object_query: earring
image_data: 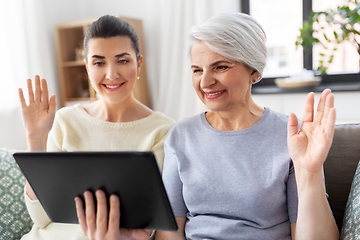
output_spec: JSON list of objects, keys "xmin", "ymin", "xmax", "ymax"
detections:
[
  {"xmin": 252, "ymin": 79, "xmax": 256, "ymax": 83},
  {"xmin": 137, "ymin": 76, "xmax": 140, "ymax": 80}
]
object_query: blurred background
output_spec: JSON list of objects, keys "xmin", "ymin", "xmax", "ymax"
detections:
[{"xmin": 0, "ymin": 0, "xmax": 359, "ymax": 150}]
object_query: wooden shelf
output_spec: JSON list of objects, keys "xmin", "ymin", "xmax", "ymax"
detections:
[
  {"xmin": 62, "ymin": 61, "xmax": 85, "ymax": 67},
  {"xmin": 54, "ymin": 16, "xmax": 151, "ymax": 108}
]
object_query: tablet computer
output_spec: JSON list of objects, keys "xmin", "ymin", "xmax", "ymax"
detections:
[{"xmin": 13, "ymin": 151, "xmax": 177, "ymax": 231}]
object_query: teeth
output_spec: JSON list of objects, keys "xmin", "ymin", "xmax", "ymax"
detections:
[
  {"xmin": 105, "ymin": 84, "xmax": 121, "ymax": 89},
  {"xmin": 208, "ymin": 90, "xmax": 225, "ymax": 96}
]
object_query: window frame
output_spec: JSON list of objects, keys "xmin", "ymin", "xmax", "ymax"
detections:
[{"xmin": 241, "ymin": 0, "xmax": 360, "ymax": 94}]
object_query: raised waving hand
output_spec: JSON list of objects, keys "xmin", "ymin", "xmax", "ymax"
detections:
[
  {"xmin": 287, "ymin": 91, "xmax": 339, "ymax": 239},
  {"xmin": 287, "ymin": 89, "xmax": 336, "ymax": 173},
  {"xmin": 18, "ymin": 75, "xmax": 56, "ymax": 151}
]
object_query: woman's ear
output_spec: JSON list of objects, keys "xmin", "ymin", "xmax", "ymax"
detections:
[
  {"xmin": 251, "ymin": 70, "xmax": 260, "ymax": 83},
  {"xmin": 137, "ymin": 55, "xmax": 143, "ymax": 76}
]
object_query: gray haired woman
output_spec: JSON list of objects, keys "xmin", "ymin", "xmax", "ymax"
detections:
[{"xmin": 156, "ymin": 12, "xmax": 339, "ymax": 240}]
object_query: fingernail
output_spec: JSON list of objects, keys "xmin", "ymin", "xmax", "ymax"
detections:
[
  {"xmin": 96, "ymin": 191, "xmax": 105, "ymax": 198},
  {"xmin": 110, "ymin": 195, "xmax": 117, "ymax": 202},
  {"xmin": 84, "ymin": 191, "xmax": 92, "ymax": 199}
]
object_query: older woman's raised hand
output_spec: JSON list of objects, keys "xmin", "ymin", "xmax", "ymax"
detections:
[
  {"xmin": 287, "ymin": 89, "xmax": 336, "ymax": 174},
  {"xmin": 18, "ymin": 75, "xmax": 56, "ymax": 151},
  {"xmin": 75, "ymin": 190, "xmax": 153, "ymax": 240}
]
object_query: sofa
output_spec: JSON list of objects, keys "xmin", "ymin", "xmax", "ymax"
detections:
[
  {"xmin": 0, "ymin": 149, "xmax": 32, "ymax": 239},
  {"xmin": 1, "ymin": 123, "xmax": 360, "ymax": 239},
  {"xmin": 324, "ymin": 123, "xmax": 360, "ymax": 232}
]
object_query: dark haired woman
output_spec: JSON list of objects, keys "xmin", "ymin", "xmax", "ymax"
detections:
[{"xmin": 19, "ymin": 15, "xmax": 175, "ymax": 240}]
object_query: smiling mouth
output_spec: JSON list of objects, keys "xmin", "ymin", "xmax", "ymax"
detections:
[
  {"xmin": 103, "ymin": 83, "xmax": 124, "ymax": 89},
  {"xmin": 206, "ymin": 90, "xmax": 225, "ymax": 96}
]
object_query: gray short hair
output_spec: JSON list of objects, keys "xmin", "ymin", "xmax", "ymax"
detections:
[{"xmin": 190, "ymin": 13, "xmax": 267, "ymax": 81}]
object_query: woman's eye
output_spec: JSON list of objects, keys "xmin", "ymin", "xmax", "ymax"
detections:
[
  {"xmin": 193, "ymin": 69, "xmax": 202, "ymax": 74},
  {"xmin": 94, "ymin": 62, "xmax": 104, "ymax": 66},
  {"xmin": 216, "ymin": 66, "xmax": 228, "ymax": 71},
  {"xmin": 119, "ymin": 60, "xmax": 128, "ymax": 64}
]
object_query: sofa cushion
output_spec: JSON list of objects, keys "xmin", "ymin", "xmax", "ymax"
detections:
[
  {"xmin": 340, "ymin": 160, "xmax": 360, "ymax": 239},
  {"xmin": 324, "ymin": 124, "xmax": 360, "ymax": 231},
  {"xmin": 0, "ymin": 149, "xmax": 33, "ymax": 239}
]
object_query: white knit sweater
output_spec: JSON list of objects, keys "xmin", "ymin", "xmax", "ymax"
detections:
[{"xmin": 21, "ymin": 104, "xmax": 175, "ymax": 240}]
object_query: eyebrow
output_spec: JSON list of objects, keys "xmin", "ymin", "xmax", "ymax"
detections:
[
  {"xmin": 91, "ymin": 53, "xmax": 131, "ymax": 59},
  {"xmin": 191, "ymin": 60, "xmax": 232, "ymax": 69}
]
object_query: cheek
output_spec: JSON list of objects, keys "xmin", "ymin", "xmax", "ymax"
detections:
[
  {"xmin": 192, "ymin": 76, "xmax": 205, "ymax": 101},
  {"xmin": 192, "ymin": 75, "xmax": 201, "ymax": 90},
  {"xmin": 88, "ymin": 70, "xmax": 97, "ymax": 81},
  {"xmin": 87, "ymin": 67, "xmax": 104, "ymax": 86},
  {"xmin": 120, "ymin": 64, "xmax": 138, "ymax": 80}
]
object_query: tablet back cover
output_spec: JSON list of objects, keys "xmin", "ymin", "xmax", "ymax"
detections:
[{"xmin": 14, "ymin": 151, "xmax": 177, "ymax": 231}]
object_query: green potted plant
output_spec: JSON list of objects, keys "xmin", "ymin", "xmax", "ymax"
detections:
[{"xmin": 296, "ymin": 0, "xmax": 360, "ymax": 74}]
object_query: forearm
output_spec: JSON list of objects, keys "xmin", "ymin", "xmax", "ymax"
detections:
[{"xmin": 294, "ymin": 167, "xmax": 339, "ymax": 240}]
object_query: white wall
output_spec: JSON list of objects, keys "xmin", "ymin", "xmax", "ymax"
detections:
[
  {"xmin": 1, "ymin": 0, "xmax": 359, "ymax": 150},
  {"xmin": 0, "ymin": 0, "xmax": 240, "ymax": 150},
  {"xmin": 252, "ymin": 91, "xmax": 360, "ymax": 124}
]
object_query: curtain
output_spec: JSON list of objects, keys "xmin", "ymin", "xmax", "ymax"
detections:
[
  {"xmin": 148, "ymin": 0, "xmax": 240, "ymax": 121},
  {"xmin": 0, "ymin": 0, "xmax": 239, "ymax": 149},
  {"xmin": 0, "ymin": 0, "xmax": 55, "ymax": 149}
]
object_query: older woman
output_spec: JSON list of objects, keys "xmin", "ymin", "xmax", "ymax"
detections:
[
  {"xmin": 155, "ymin": 13, "xmax": 338, "ymax": 240},
  {"xmin": 77, "ymin": 13, "xmax": 339, "ymax": 240}
]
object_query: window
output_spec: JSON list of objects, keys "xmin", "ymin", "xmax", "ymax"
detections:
[
  {"xmin": 249, "ymin": 0, "xmax": 303, "ymax": 78},
  {"xmin": 242, "ymin": 0, "xmax": 360, "ymax": 90},
  {"xmin": 312, "ymin": 0, "xmax": 359, "ymax": 74}
]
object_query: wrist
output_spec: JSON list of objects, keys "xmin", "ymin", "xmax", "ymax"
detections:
[
  {"xmin": 26, "ymin": 134, "xmax": 48, "ymax": 151},
  {"xmin": 294, "ymin": 166, "xmax": 325, "ymax": 194}
]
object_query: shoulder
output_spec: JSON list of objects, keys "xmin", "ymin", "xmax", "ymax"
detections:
[
  {"xmin": 262, "ymin": 108, "xmax": 301, "ymax": 140},
  {"xmin": 54, "ymin": 104, "xmax": 91, "ymax": 126},
  {"xmin": 167, "ymin": 113, "xmax": 203, "ymax": 137},
  {"xmin": 143, "ymin": 112, "xmax": 176, "ymax": 132},
  {"xmin": 265, "ymin": 108, "xmax": 301, "ymax": 128},
  {"xmin": 266, "ymin": 108, "xmax": 289, "ymax": 124},
  {"xmin": 173, "ymin": 112, "xmax": 201, "ymax": 127},
  {"xmin": 151, "ymin": 111, "xmax": 176, "ymax": 126},
  {"xmin": 136, "ymin": 112, "xmax": 176, "ymax": 138},
  {"xmin": 55, "ymin": 104, "xmax": 83, "ymax": 118},
  {"xmin": 164, "ymin": 114, "xmax": 203, "ymax": 151}
]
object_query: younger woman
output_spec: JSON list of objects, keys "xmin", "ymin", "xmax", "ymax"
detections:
[{"xmin": 19, "ymin": 15, "xmax": 175, "ymax": 240}]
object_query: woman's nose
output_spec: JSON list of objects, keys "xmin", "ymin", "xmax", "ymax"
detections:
[
  {"xmin": 200, "ymin": 71, "xmax": 216, "ymax": 89},
  {"xmin": 106, "ymin": 64, "xmax": 118, "ymax": 80}
]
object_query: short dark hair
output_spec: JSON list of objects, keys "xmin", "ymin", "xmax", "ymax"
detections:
[{"xmin": 84, "ymin": 15, "xmax": 140, "ymax": 61}]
